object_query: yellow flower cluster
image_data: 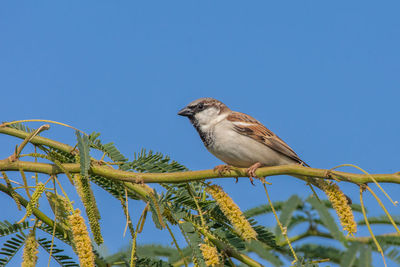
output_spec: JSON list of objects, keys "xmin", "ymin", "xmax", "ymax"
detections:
[
  {"xmin": 2, "ymin": 171, "xmax": 21, "ymax": 210},
  {"xmin": 73, "ymin": 174, "xmax": 103, "ymax": 245},
  {"xmin": 18, "ymin": 183, "xmax": 45, "ymax": 223},
  {"xmin": 206, "ymin": 185, "xmax": 257, "ymax": 241},
  {"xmin": 68, "ymin": 209, "xmax": 95, "ymax": 267},
  {"xmin": 322, "ymin": 182, "xmax": 357, "ymax": 235},
  {"xmin": 199, "ymin": 243, "xmax": 220, "ymax": 266},
  {"xmin": 22, "ymin": 230, "xmax": 38, "ymax": 267}
]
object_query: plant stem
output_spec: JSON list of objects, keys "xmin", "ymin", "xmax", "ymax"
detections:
[
  {"xmin": 0, "ymin": 183, "xmax": 68, "ymax": 238},
  {"xmin": 1, "ymin": 159, "xmax": 400, "ymax": 185}
]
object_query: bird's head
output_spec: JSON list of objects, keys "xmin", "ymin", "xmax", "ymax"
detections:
[{"xmin": 178, "ymin": 97, "xmax": 230, "ymax": 127}]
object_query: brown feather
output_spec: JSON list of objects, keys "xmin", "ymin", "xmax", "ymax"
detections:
[{"xmin": 227, "ymin": 112, "xmax": 304, "ymax": 164}]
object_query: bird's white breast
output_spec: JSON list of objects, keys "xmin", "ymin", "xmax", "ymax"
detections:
[{"xmin": 207, "ymin": 120, "xmax": 295, "ymax": 167}]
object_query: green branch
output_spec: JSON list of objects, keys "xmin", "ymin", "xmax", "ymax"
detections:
[
  {"xmin": 195, "ymin": 225, "xmax": 265, "ymax": 267},
  {"xmin": 1, "ymin": 159, "xmax": 400, "ymax": 185},
  {"xmin": 280, "ymin": 228, "xmax": 400, "ymax": 246},
  {"xmin": 2, "ymin": 125, "xmax": 400, "ymax": 185},
  {"xmin": 0, "ymin": 126, "xmax": 76, "ymax": 154},
  {"xmin": 0, "ymin": 183, "xmax": 68, "ymax": 238}
]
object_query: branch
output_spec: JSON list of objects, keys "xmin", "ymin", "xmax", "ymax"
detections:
[
  {"xmin": 0, "ymin": 182, "xmax": 68, "ymax": 238},
  {"xmin": 280, "ymin": 228, "xmax": 400, "ymax": 246},
  {"xmin": 0, "ymin": 126, "xmax": 76, "ymax": 154},
  {"xmin": 196, "ymin": 225, "xmax": 265, "ymax": 267},
  {"xmin": 1, "ymin": 160, "xmax": 400, "ymax": 185}
]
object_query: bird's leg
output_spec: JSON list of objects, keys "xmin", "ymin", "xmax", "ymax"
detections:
[
  {"xmin": 213, "ymin": 164, "xmax": 232, "ymax": 176},
  {"xmin": 246, "ymin": 162, "xmax": 262, "ymax": 185}
]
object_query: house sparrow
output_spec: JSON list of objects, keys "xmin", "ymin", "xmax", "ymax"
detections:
[{"xmin": 177, "ymin": 97, "xmax": 308, "ymax": 184}]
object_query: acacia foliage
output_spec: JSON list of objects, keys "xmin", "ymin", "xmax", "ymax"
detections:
[{"xmin": 0, "ymin": 124, "xmax": 399, "ymax": 266}]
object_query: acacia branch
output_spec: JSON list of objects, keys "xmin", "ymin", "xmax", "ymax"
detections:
[
  {"xmin": 0, "ymin": 159, "xmax": 400, "ymax": 185},
  {"xmin": 281, "ymin": 228, "xmax": 400, "ymax": 246},
  {"xmin": 2, "ymin": 125, "xmax": 400, "ymax": 185},
  {"xmin": 0, "ymin": 182, "xmax": 68, "ymax": 238}
]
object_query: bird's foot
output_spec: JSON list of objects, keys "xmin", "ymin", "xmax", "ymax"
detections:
[
  {"xmin": 213, "ymin": 164, "xmax": 232, "ymax": 176},
  {"xmin": 246, "ymin": 162, "xmax": 262, "ymax": 185}
]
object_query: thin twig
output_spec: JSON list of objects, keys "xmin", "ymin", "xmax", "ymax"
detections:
[
  {"xmin": 8, "ymin": 124, "xmax": 50, "ymax": 162},
  {"xmin": 262, "ymin": 181, "xmax": 298, "ymax": 263},
  {"xmin": 165, "ymin": 223, "xmax": 188, "ymax": 267},
  {"xmin": 186, "ymin": 183, "xmax": 206, "ymax": 226},
  {"xmin": 365, "ymin": 185, "xmax": 400, "ymax": 234},
  {"xmin": 360, "ymin": 186, "xmax": 387, "ymax": 267}
]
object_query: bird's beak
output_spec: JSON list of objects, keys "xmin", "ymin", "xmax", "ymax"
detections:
[{"xmin": 177, "ymin": 106, "xmax": 193, "ymax": 117}]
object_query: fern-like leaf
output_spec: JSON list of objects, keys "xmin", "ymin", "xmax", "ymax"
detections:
[
  {"xmin": 75, "ymin": 131, "xmax": 91, "ymax": 177},
  {"xmin": 387, "ymin": 248, "xmax": 400, "ymax": 265},
  {"xmin": 147, "ymin": 190, "xmax": 166, "ymax": 230},
  {"xmin": 37, "ymin": 237, "xmax": 79, "ymax": 266},
  {"xmin": 307, "ymin": 197, "xmax": 346, "ymax": 244},
  {"xmin": 340, "ymin": 242, "xmax": 360, "ymax": 267},
  {"xmin": 357, "ymin": 215, "xmax": 400, "ymax": 226},
  {"xmin": 209, "ymin": 222, "xmax": 246, "ymax": 251},
  {"xmin": 37, "ymin": 223, "xmax": 72, "ymax": 246},
  {"xmin": 136, "ymin": 257, "xmax": 173, "ymax": 267},
  {"xmin": 295, "ymin": 243, "xmax": 343, "ymax": 264},
  {"xmin": 121, "ymin": 149, "xmax": 187, "ymax": 173},
  {"xmin": 6, "ymin": 122, "xmax": 36, "ymax": 133},
  {"xmin": 246, "ymin": 240, "xmax": 283, "ymax": 266},
  {"xmin": 358, "ymin": 245, "xmax": 372, "ymax": 267},
  {"xmin": 0, "ymin": 233, "xmax": 26, "ymax": 266},
  {"xmin": 180, "ymin": 222, "xmax": 206, "ymax": 267},
  {"xmin": 244, "ymin": 199, "xmax": 364, "ymax": 219},
  {"xmin": 88, "ymin": 132, "xmax": 128, "ymax": 163},
  {"xmin": 248, "ymin": 218, "xmax": 279, "ymax": 249},
  {"xmin": 0, "ymin": 221, "xmax": 30, "ymax": 237},
  {"xmin": 275, "ymin": 195, "xmax": 301, "ymax": 240}
]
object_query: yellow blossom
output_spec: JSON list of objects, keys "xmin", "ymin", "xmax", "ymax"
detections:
[
  {"xmin": 321, "ymin": 182, "xmax": 357, "ymax": 235},
  {"xmin": 72, "ymin": 174, "xmax": 103, "ymax": 245},
  {"xmin": 18, "ymin": 183, "xmax": 45, "ymax": 223},
  {"xmin": 206, "ymin": 185, "xmax": 257, "ymax": 241},
  {"xmin": 200, "ymin": 243, "xmax": 220, "ymax": 266},
  {"xmin": 68, "ymin": 209, "xmax": 95, "ymax": 267},
  {"xmin": 22, "ymin": 230, "xmax": 38, "ymax": 267}
]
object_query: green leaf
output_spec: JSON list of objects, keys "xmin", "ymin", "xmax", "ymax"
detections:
[
  {"xmin": 358, "ymin": 245, "xmax": 371, "ymax": 267},
  {"xmin": 210, "ymin": 222, "xmax": 246, "ymax": 251},
  {"xmin": 180, "ymin": 222, "xmax": 206, "ymax": 267},
  {"xmin": 247, "ymin": 240, "xmax": 283, "ymax": 266},
  {"xmin": 376, "ymin": 235, "xmax": 400, "ymax": 246},
  {"xmin": 248, "ymin": 218, "xmax": 279, "ymax": 249},
  {"xmin": 307, "ymin": 197, "xmax": 346, "ymax": 244},
  {"xmin": 0, "ymin": 233, "xmax": 26, "ymax": 265},
  {"xmin": 244, "ymin": 201, "xmax": 297, "ymax": 218},
  {"xmin": 75, "ymin": 131, "xmax": 91, "ymax": 177},
  {"xmin": 0, "ymin": 221, "xmax": 30, "ymax": 237},
  {"xmin": 37, "ymin": 237, "xmax": 79, "ymax": 266},
  {"xmin": 88, "ymin": 132, "xmax": 128, "ymax": 163},
  {"xmin": 340, "ymin": 242, "xmax": 359, "ymax": 267},
  {"xmin": 121, "ymin": 149, "xmax": 187, "ymax": 173},
  {"xmin": 295, "ymin": 243, "xmax": 343, "ymax": 264},
  {"xmin": 387, "ymin": 248, "xmax": 400, "ymax": 265},
  {"xmin": 6, "ymin": 122, "xmax": 36, "ymax": 133},
  {"xmin": 147, "ymin": 190, "xmax": 165, "ymax": 230},
  {"xmin": 275, "ymin": 195, "xmax": 301, "ymax": 240},
  {"xmin": 357, "ymin": 215, "xmax": 400, "ymax": 226},
  {"xmin": 243, "ymin": 198, "xmax": 364, "ymax": 218},
  {"xmin": 136, "ymin": 257, "xmax": 173, "ymax": 267}
]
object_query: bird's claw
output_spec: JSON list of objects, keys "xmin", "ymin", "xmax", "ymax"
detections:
[
  {"xmin": 246, "ymin": 162, "xmax": 263, "ymax": 186},
  {"xmin": 213, "ymin": 165, "xmax": 232, "ymax": 176}
]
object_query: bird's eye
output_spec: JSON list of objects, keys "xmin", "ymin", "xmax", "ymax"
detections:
[{"xmin": 197, "ymin": 103, "xmax": 204, "ymax": 110}]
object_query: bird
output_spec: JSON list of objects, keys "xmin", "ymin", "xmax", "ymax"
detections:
[{"xmin": 177, "ymin": 97, "xmax": 309, "ymax": 184}]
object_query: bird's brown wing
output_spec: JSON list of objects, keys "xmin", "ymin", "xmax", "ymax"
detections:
[{"xmin": 227, "ymin": 112, "xmax": 305, "ymax": 164}]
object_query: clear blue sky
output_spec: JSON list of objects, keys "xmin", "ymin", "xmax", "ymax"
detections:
[{"xmin": 1, "ymin": 1, "xmax": 400, "ymax": 266}]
